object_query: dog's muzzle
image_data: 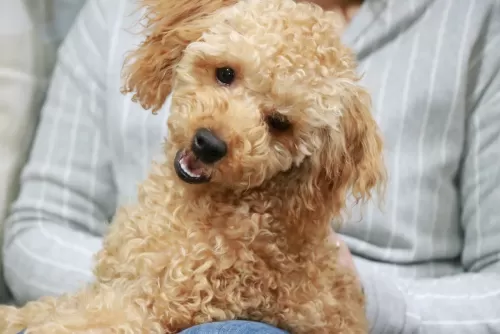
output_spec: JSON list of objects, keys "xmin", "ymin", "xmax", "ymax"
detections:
[{"xmin": 174, "ymin": 128, "xmax": 227, "ymax": 184}]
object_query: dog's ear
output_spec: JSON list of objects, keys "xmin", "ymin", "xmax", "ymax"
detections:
[
  {"xmin": 315, "ymin": 84, "xmax": 386, "ymax": 216},
  {"xmin": 121, "ymin": 0, "xmax": 238, "ymax": 113}
]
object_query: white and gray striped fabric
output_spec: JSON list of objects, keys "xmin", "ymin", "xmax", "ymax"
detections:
[{"xmin": 2, "ymin": 0, "xmax": 500, "ymax": 332}]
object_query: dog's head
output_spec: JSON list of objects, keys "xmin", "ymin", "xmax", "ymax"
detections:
[{"xmin": 123, "ymin": 0, "xmax": 385, "ymax": 211}]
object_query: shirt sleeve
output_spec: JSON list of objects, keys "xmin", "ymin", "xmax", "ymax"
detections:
[
  {"xmin": 2, "ymin": 0, "xmax": 117, "ymax": 305},
  {"xmin": 358, "ymin": 4, "xmax": 500, "ymax": 333}
]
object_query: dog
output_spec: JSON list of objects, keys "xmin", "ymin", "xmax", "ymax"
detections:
[{"xmin": 0, "ymin": 0, "xmax": 385, "ymax": 333}]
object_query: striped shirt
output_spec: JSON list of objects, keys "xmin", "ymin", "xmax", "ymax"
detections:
[{"xmin": 3, "ymin": 0, "xmax": 500, "ymax": 332}]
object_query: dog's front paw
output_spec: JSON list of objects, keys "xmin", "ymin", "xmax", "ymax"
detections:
[
  {"xmin": 21, "ymin": 326, "xmax": 115, "ymax": 334},
  {"xmin": 0, "ymin": 305, "xmax": 26, "ymax": 334}
]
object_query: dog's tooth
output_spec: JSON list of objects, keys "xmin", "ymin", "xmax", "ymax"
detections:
[{"xmin": 180, "ymin": 159, "xmax": 202, "ymax": 178}]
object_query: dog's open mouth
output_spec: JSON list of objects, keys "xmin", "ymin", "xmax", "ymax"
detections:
[{"xmin": 174, "ymin": 149, "xmax": 212, "ymax": 184}]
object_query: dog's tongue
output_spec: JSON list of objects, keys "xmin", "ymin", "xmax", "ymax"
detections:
[{"xmin": 183, "ymin": 152, "xmax": 206, "ymax": 176}]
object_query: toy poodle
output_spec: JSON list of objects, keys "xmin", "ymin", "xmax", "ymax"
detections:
[{"xmin": 0, "ymin": 0, "xmax": 385, "ymax": 333}]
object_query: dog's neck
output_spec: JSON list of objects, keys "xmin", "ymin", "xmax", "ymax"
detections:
[{"xmin": 149, "ymin": 161, "xmax": 339, "ymax": 254}]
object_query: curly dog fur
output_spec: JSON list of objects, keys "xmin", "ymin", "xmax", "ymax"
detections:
[{"xmin": 0, "ymin": 0, "xmax": 385, "ymax": 333}]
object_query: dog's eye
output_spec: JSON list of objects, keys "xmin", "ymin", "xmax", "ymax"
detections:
[
  {"xmin": 215, "ymin": 67, "xmax": 236, "ymax": 85},
  {"xmin": 266, "ymin": 113, "xmax": 291, "ymax": 132}
]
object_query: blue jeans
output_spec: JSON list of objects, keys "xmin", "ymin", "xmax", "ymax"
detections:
[
  {"xmin": 18, "ymin": 321, "xmax": 287, "ymax": 333},
  {"xmin": 182, "ymin": 321, "xmax": 288, "ymax": 333}
]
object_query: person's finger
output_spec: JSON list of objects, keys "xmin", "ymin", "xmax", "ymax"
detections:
[
  {"xmin": 328, "ymin": 232, "xmax": 351, "ymax": 264},
  {"xmin": 329, "ymin": 232, "xmax": 364, "ymax": 294}
]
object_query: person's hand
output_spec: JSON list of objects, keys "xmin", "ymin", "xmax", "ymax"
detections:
[{"xmin": 329, "ymin": 232, "xmax": 363, "ymax": 291}]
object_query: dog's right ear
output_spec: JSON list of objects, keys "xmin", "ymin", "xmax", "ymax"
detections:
[{"xmin": 121, "ymin": 0, "xmax": 238, "ymax": 113}]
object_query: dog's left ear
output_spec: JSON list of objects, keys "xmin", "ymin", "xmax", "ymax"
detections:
[
  {"xmin": 317, "ymin": 83, "xmax": 386, "ymax": 215},
  {"xmin": 121, "ymin": 0, "xmax": 238, "ymax": 113}
]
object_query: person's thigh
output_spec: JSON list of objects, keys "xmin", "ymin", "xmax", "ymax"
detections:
[{"xmin": 181, "ymin": 320, "xmax": 288, "ymax": 333}]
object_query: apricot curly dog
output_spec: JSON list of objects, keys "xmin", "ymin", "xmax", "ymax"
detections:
[{"xmin": 0, "ymin": 0, "xmax": 385, "ymax": 333}]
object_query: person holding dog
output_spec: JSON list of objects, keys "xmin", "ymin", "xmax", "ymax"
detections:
[{"xmin": 3, "ymin": 0, "xmax": 500, "ymax": 333}]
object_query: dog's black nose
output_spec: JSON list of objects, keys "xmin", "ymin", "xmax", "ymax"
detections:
[{"xmin": 191, "ymin": 128, "xmax": 227, "ymax": 164}]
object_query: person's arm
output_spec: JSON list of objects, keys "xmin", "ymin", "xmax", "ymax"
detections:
[
  {"xmin": 0, "ymin": 1, "xmax": 43, "ymax": 303},
  {"xmin": 2, "ymin": 0, "xmax": 117, "ymax": 305},
  {"xmin": 356, "ymin": 6, "xmax": 500, "ymax": 333}
]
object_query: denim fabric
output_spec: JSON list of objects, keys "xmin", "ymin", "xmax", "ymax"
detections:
[{"xmin": 181, "ymin": 321, "xmax": 288, "ymax": 333}]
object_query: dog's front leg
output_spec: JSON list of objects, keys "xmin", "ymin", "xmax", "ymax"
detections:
[
  {"xmin": 0, "ymin": 282, "xmax": 164, "ymax": 334},
  {"xmin": 275, "ymin": 268, "xmax": 367, "ymax": 334}
]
